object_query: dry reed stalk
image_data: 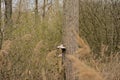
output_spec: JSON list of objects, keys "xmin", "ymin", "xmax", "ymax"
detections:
[
  {"xmin": 33, "ymin": 41, "xmax": 43, "ymax": 54},
  {"xmin": 100, "ymin": 43, "xmax": 108, "ymax": 57},
  {"xmin": 41, "ymin": 67, "xmax": 47, "ymax": 80},
  {"xmin": 66, "ymin": 55, "xmax": 104, "ymax": 80}
]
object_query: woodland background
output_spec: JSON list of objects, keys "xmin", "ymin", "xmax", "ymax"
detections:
[{"xmin": 0, "ymin": 0, "xmax": 120, "ymax": 80}]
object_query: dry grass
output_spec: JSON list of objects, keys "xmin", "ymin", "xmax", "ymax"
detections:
[
  {"xmin": 0, "ymin": 29, "xmax": 119, "ymax": 80},
  {"xmin": 98, "ymin": 54, "xmax": 120, "ymax": 80},
  {"xmin": 0, "ymin": 32, "xmax": 119, "ymax": 80},
  {"xmin": 46, "ymin": 50, "xmax": 57, "ymax": 64},
  {"xmin": 63, "ymin": 30, "xmax": 119, "ymax": 80},
  {"xmin": 66, "ymin": 54, "xmax": 104, "ymax": 80},
  {"xmin": 2, "ymin": 40, "xmax": 12, "ymax": 51},
  {"xmin": 41, "ymin": 68, "xmax": 47, "ymax": 80},
  {"xmin": 21, "ymin": 34, "xmax": 32, "ymax": 41},
  {"xmin": 33, "ymin": 41, "xmax": 43, "ymax": 54},
  {"xmin": 0, "ymin": 40, "xmax": 12, "ymax": 56},
  {"xmin": 0, "ymin": 1, "xmax": 119, "ymax": 80},
  {"xmin": 72, "ymin": 29, "xmax": 91, "ymax": 58}
]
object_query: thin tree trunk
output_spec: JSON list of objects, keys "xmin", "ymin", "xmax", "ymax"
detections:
[
  {"xmin": 35, "ymin": 0, "xmax": 38, "ymax": 25},
  {"xmin": 0, "ymin": 0, "xmax": 1, "ymax": 26},
  {"xmin": 4, "ymin": 0, "xmax": 12, "ymax": 27},
  {"xmin": 16, "ymin": 0, "xmax": 22, "ymax": 24},
  {"xmin": 0, "ymin": 0, "xmax": 3, "ymax": 49},
  {"xmin": 63, "ymin": 0, "xmax": 79, "ymax": 80},
  {"xmin": 43, "ymin": 0, "xmax": 46, "ymax": 19},
  {"xmin": 4, "ymin": 0, "xmax": 12, "ymax": 39}
]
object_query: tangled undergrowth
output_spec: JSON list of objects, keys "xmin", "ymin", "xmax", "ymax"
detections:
[{"xmin": 0, "ymin": 32, "xmax": 120, "ymax": 80}]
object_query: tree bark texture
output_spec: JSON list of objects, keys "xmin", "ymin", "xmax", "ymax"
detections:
[{"xmin": 63, "ymin": 0, "xmax": 79, "ymax": 80}]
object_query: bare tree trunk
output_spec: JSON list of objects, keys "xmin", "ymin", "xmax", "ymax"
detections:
[
  {"xmin": 4, "ymin": 0, "xmax": 12, "ymax": 39},
  {"xmin": 35, "ymin": 0, "xmax": 38, "ymax": 25},
  {"xmin": 43, "ymin": 0, "xmax": 46, "ymax": 19},
  {"xmin": 0, "ymin": 0, "xmax": 3, "ymax": 49},
  {"xmin": 0, "ymin": 0, "xmax": 1, "ymax": 26},
  {"xmin": 16, "ymin": 0, "xmax": 22, "ymax": 24},
  {"xmin": 63, "ymin": 0, "xmax": 79, "ymax": 80},
  {"xmin": 4, "ymin": 0, "xmax": 12, "ymax": 27}
]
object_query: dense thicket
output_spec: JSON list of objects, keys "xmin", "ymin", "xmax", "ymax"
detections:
[{"xmin": 0, "ymin": 0, "xmax": 119, "ymax": 80}]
